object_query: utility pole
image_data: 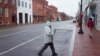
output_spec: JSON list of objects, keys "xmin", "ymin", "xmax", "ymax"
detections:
[{"xmin": 78, "ymin": 0, "xmax": 84, "ymax": 34}]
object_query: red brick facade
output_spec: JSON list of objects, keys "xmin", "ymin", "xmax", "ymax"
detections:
[
  {"xmin": 43, "ymin": 0, "xmax": 48, "ymax": 21},
  {"xmin": 33, "ymin": 0, "xmax": 59, "ymax": 23},
  {"xmin": 0, "ymin": 0, "xmax": 17, "ymax": 26},
  {"xmin": 59, "ymin": 12, "xmax": 70, "ymax": 21},
  {"xmin": 48, "ymin": 5, "xmax": 58, "ymax": 21},
  {"xmin": 33, "ymin": 0, "xmax": 45, "ymax": 23}
]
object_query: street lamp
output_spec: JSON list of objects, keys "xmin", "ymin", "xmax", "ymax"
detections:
[{"xmin": 78, "ymin": 0, "xmax": 84, "ymax": 34}]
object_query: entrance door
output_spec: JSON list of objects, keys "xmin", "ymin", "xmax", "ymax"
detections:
[
  {"xmin": 19, "ymin": 13, "xmax": 23, "ymax": 24},
  {"xmin": 30, "ymin": 15, "xmax": 31, "ymax": 23},
  {"xmin": 25, "ymin": 13, "xmax": 28, "ymax": 23},
  {"xmin": 12, "ymin": 14, "xmax": 17, "ymax": 24}
]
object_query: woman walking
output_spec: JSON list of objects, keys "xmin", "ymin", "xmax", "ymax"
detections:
[{"xmin": 87, "ymin": 18, "xmax": 94, "ymax": 39}]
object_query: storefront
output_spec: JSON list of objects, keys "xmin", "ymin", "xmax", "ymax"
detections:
[{"xmin": 84, "ymin": 2, "xmax": 97, "ymax": 26}]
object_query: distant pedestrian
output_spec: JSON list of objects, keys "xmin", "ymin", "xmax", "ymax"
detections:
[
  {"xmin": 38, "ymin": 20, "xmax": 57, "ymax": 56},
  {"xmin": 87, "ymin": 18, "xmax": 94, "ymax": 39}
]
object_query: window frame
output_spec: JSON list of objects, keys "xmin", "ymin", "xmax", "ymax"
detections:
[
  {"xmin": 22, "ymin": 1, "xmax": 24, "ymax": 7},
  {"xmin": 25, "ymin": 2, "xmax": 27, "ymax": 8},
  {"xmin": 18, "ymin": 0, "xmax": 20, "ymax": 6},
  {"xmin": 29, "ymin": 4, "xmax": 31, "ymax": 9},
  {"xmin": 4, "ymin": 8, "xmax": 8, "ymax": 17},
  {"xmin": 0, "ymin": 7, "xmax": 2, "ymax": 16}
]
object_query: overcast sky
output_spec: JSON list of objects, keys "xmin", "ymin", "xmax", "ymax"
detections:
[{"xmin": 47, "ymin": 0, "xmax": 80, "ymax": 17}]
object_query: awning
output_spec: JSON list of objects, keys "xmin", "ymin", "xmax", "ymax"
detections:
[{"xmin": 85, "ymin": 0, "xmax": 96, "ymax": 10}]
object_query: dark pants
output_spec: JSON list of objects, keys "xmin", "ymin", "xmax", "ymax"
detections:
[{"xmin": 38, "ymin": 42, "xmax": 56, "ymax": 55}]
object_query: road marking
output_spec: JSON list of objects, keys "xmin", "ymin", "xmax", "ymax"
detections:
[
  {"xmin": 0, "ymin": 25, "xmax": 31, "ymax": 32},
  {"xmin": 67, "ymin": 24, "xmax": 76, "ymax": 56},
  {"xmin": 62, "ymin": 24, "xmax": 76, "ymax": 56},
  {"xmin": 0, "ymin": 30, "xmax": 29, "ymax": 38},
  {"xmin": 0, "ymin": 34, "xmax": 43, "ymax": 55}
]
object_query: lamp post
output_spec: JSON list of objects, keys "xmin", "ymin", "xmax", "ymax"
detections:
[{"xmin": 78, "ymin": 0, "xmax": 84, "ymax": 34}]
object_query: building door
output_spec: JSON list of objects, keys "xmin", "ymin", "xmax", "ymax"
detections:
[
  {"xmin": 25, "ymin": 13, "xmax": 28, "ymax": 23},
  {"xmin": 19, "ymin": 13, "xmax": 23, "ymax": 24},
  {"xmin": 30, "ymin": 15, "xmax": 31, "ymax": 23},
  {"xmin": 12, "ymin": 14, "xmax": 17, "ymax": 24}
]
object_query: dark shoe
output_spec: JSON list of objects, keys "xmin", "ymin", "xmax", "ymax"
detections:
[{"xmin": 52, "ymin": 53, "xmax": 57, "ymax": 56}]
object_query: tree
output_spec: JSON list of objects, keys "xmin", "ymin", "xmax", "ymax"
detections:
[{"xmin": 60, "ymin": 12, "xmax": 68, "ymax": 20}]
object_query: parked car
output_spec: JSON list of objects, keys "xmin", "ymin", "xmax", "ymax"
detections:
[{"xmin": 73, "ymin": 19, "xmax": 76, "ymax": 23}]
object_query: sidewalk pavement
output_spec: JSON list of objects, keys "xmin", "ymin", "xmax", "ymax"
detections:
[
  {"xmin": 73, "ymin": 24, "xmax": 100, "ymax": 56},
  {"xmin": 0, "ymin": 24, "xmax": 34, "ymax": 30}
]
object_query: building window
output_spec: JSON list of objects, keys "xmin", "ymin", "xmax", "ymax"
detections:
[
  {"xmin": 25, "ymin": 2, "xmax": 27, "ymax": 8},
  {"xmin": 4, "ymin": 0, "xmax": 8, "ymax": 4},
  {"xmin": 0, "ymin": 7, "xmax": 2, "ymax": 16},
  {"xmin": 12, "ymin": 0, "xmax": 15, "ymax": 5},
  {"xmin": 0, "ymin": 0, "xmax": 2, "ymax": 3},
  {"xmin": 4, "ymin": 8, "xmax": 8, "ymax": 17},
  {"xmin": 22, "ymin": 1, "xmax": 24, "ymax": 7},
  {"xmin": 18, "ymin": 0, "xmax": 20, "ymax": 6},
  {"xmin": 29, "ymin": 4, "xmax": 31, "ymax": 9},
  {"xmin": 0, "ymin": 21, "xmax": 3, "ymax": 25}
]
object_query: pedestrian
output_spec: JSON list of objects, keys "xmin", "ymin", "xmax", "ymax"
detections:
[
  {"xmin": 87, "ymin": 18, "xmax": 94, "ymax": 39},
  {"xmin": 38, "ymin": 20, "xmax": 57, "ymax": 56}
]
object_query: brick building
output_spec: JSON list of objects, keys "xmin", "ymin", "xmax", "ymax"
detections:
[
  {"xmin": 43, "ymin": 0, "xmax": 49, "ymax": 21},
  {"xmin": 45, "ymin": 6, "xmax": 52, "ymax": 21},
  {"xmin": 48, "ymin": 5, "xmax": 58, "ymax": 21},
  {"xmin": 56, "ymin": 12, "xmax": 62, "ymax": 21},
  {"xmin": 0, "ymin": 0, "xmax": 17, "ymax": 26},
  {"xmin": 59, "ymin": 12, "xmax": 70, "ymax": 21},
  {"xmin": 33, "ymin": 0, "xmax": 59, "ymax": 23},
  {"xmin": 33, "ymin": 0, "xmax": 45, "ymax": 23}
]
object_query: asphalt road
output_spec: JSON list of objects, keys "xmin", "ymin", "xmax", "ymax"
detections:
[{"xmin": 0, "ymin": 20, "xmax": 76, "ymax": 56}]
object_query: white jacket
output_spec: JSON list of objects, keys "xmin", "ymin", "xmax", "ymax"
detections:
[{"xmin": 44, "ymin": 21, "xmax": 54, "ymax": 43}]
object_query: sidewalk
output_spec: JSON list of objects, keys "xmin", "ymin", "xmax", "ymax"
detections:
[
  {"xmin": 73, "ymin": 24, "xmax": 100, "ymax": 56},
  {"xmin": 0, "ymin": 24, "xmax": 34, "ymax": 30}
]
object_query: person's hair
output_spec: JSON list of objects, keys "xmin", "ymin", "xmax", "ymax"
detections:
[{"xmin": 89, "ymin": 18, "xmax": 92, "ymax": 20}]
